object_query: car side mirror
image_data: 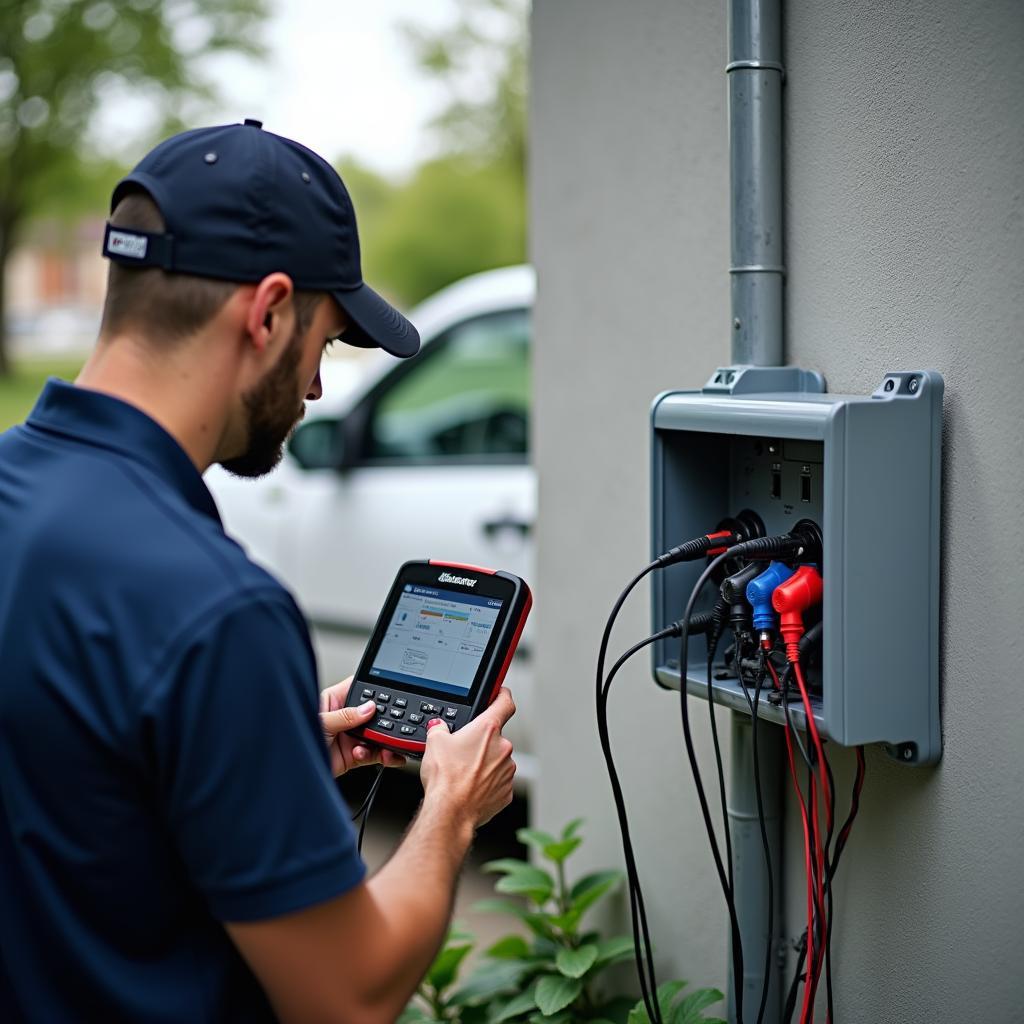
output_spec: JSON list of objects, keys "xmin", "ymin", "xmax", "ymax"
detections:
[{"xmin": 287, "ymin": 417, "xmax": 347, "ymax": 471}]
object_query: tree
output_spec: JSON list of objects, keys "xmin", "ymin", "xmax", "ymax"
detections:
[
  {"xmin": 402, "ymin": 0, "xmax": 528, "ymax": 172},
  {"xmin": 0, "ymin": 0, "xmax": 268, "ymax": 375},
  {"xmin": 340, "ymin": 0, "xmax": 529, "ymax": 310}
]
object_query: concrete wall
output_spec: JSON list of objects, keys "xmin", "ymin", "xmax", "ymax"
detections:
[{"xmin": 529, "ymin": 1, "xmax": 1024, "ymax": 1020}]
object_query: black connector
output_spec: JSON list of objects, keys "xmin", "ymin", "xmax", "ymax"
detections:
[
  {"xmin": 654, "ymin": 509, "xmax": 766, "ymax": 568},
  {"xmin": 727, "ymin": 518, "xmax": 823, "ymax": 564}
]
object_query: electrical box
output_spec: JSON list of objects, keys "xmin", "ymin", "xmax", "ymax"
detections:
[{"xmin": 650, "ymin": 366, "xmax": 943, "ymax": 764}]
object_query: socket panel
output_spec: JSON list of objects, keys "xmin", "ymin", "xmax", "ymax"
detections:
[{"xmin": 650, "ymin": 367, "xmax": 943, "ymax": 764}]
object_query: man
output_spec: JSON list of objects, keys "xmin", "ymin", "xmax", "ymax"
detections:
[{"xmin": 0, "ymin": 120, "xmax": 517, "ymax": 1023}]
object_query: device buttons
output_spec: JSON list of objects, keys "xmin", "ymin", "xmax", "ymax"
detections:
[
  {"xmin": 394, "ymin": 698, "xmax": 408, "ymax": 708},
  {"xmin": 389, "ymin": 708, "xmax": 404, "ymax": 720},
  {"xmin": 375, "ymin": 719, "xmax": 394, "ymax": 731},
  {"xmin": 375, "ymin": 703, "xmax": 386, "ymax": 715},
  {"xmin": 444, "ymin": 707, "xmax": 458, "ymax": 720},
  {"xmin": 377, "ymin": 692, "xmax": 391, "ymax": 703},
  {"xmin": 400, "ymin": 725, "xmax": 417, "ymax": 736},
  {"xmin": 420, "ymin": 702, "xmax": 441, "ymax": 714},
  {"xmin": 408, "ymin": 713, "xmax": 424, "ymax": 724},
  {"xmin": 361, "ymin": 688, "xmax": 374, "ymax": 700}
]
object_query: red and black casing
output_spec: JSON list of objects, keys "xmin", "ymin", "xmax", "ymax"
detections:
[{"xmin": 343, "ymin": 560, "xmax": 532, "ymax": 757}]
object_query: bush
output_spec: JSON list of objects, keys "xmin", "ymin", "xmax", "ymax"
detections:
[{"xmin": 400, "ymin": 820, "xmax": 724, "ymax": 1024}]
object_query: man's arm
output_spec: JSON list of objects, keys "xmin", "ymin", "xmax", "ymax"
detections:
[{"xmin": 227, "ymin": 690, "xmax": 517, "ymax": 1024}]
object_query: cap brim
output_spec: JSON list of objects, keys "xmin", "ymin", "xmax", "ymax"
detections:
[{"xmin": 332, "ymin": 283, "xmax": 420, "ymax": 358}]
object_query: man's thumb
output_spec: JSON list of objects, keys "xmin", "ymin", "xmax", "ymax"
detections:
[
  {"xmin": 321, "ymin": 699, "xmax": 376, "ymax": 735},
  {"xmin": 425, "ymin": 718, "xmax": 451, "ymax": 744}
]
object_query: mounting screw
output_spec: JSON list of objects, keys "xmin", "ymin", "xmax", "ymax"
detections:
[
  {"xmin": 884, "ymin": 379, "xmax": 895, "ymax": 392},
  {"xmin": 733, "ymin": 318, "xmax": 742, "ymax": 330},
  {"xmin": 902, "ymin": 745, "xmax": 913, "ymax": 761},
  {"xmin": 203, "ymin": 151, "xmax": 218, "ymax": 164},
  {"xmin": 907, "ymin": 377, "xmax": 920, "ymax": 394}
]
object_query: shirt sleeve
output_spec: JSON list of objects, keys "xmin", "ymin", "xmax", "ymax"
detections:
[{"xmin": 143, "ymin": 588, "xmax": 365, "ymax": 922}]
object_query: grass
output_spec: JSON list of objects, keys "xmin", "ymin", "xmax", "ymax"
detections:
[{"xmin": 0, "ymin": 356, "xmax": 85, "ymax": 433}]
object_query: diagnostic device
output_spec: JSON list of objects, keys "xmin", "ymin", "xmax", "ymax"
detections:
[{"xmin": 343, "ymin": 560, "xmax": 532, "ymax": 757}]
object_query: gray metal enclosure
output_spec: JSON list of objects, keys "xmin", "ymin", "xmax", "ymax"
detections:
[{"xmin": 651, "ymin": 368, "xmax": 943, "ymax": 762}]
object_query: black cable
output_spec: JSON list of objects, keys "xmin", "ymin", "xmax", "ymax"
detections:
[
  {"xmin": 596, "ymin": 562, "xmax": 664, "ymax": 1024},
  {"xmin": 599, "ymin": 629, "xmax": 674, "ymax": 1024},
  {"xmin": 677, "ymin": 549, "xmax": 746, "ymax": 1023},
  {"xmin": 706, "ymin": 654, "xmax": 734, "ymax": 897},
  {"xmin": 737, "ymin": 653, "xmax": 774, "ymax": 1024},
  {"xmin": 351, "ymin": 765, "xmax": 385, "ymax": 856}
]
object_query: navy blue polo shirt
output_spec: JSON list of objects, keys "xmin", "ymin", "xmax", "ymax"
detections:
[{"xmin": 0, "ymin": 380, "xmax": 365, "ymax": 1022}]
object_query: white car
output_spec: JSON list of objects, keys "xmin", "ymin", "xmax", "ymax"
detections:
[{"xmin": 205, "ymin": 265, "xmax": 537, "ymax": 782}]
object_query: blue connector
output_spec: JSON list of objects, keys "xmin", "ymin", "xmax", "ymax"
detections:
[{"xmin": 746, "ymin": 561, "xmax": 796, "ymax": 633}]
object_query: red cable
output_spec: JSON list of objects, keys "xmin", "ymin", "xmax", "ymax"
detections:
[
  {"xmin": 767, "ymin": 659, "xmax": 817, "ymax": 1024},
  {"xmin": 792, "ymin": 660, "xmax": 833, "ymax": 1013}
]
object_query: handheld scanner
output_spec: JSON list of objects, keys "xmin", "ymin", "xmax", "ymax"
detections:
[
  {"xmin": 746, "ymin": 561, "xmax": 796, "ymax": 633},
  {"xmin": 343, "ymin": 560, "xmax": 532, "ymax": 757}
]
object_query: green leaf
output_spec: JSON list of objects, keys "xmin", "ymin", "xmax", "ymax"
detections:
[
  {"xmin": 398, "ymin": 1007, "xmax": 433, "ymax": 1023},
  {"xmin": 484, "ymin": 857, "xmax": 536, "ymax": 876},
  {"xmin": 535, "ymin": 974, "xmax": 583, "ymax": 1016},
  {"xmin": 672, "ymin": 987, "xmax": 725, "ymax": 1024},
  {"xmin": 450, "ymin": 960, "xmax": 532, "ymax": 1006},
  {"xmin": 528, "ymin": 1015, "xmax": 572, "ymax": 1024},
  {"xmin": 626, "ymin": 1003, "xmax": 650, "ymax": 1024},
  {"xmin": 517, "ymin": 827, "xmax": 557, "ymax": 850},
  {"xmin": 562, "ymin": 818, "xmax": 585, "ymax": 840},
  {"xmin": 542, "ymin": 837, "xmax": 582, "ymax": 864},
  {"xmin": 491, "ymin": 982, "xmax": 540, "ymax": 1022},
  {"xmin": 570, "ymin": 870, "xmax": 624, "ymax": 902},
  {"xmin": 486, "ymin": 934, "xmax": 532, "ymax": 960},
  {"xmin": 569, "ymin": 871, "xmax": 624, "ymax": 916},
  {"xmin": 656, "ymin": 981, "xmax": 688, "ymax": 1018},
  {"xmin": 547, "ymin": 909, "xmax": 582, "ymax": 934},
  {"xmin": 495, "ymin": 868, "xmax": 554, "ymax": 905},
  {"xmin": 554, "ymin": 943, "xmax": 598, "ymax": 978},
  {"xmin": 593, "ymin": 935, "xmax": 636, "ymax": 968},
  {"xmin": 473, "ymin": 899, "xmax": 552, "ymax": 935},
  {"xmin": 426, "ymin": 941, "xmax": 472, "ymax": 992}
]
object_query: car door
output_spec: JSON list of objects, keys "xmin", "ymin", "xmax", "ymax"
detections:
[{"xmin": 284, "ymin": 307, "xmax": 535, "ymax": 757}]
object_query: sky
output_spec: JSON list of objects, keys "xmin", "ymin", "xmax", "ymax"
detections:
[{"xmin": 93, "ymin": 0, "xmax": 461, "ymax": 177}]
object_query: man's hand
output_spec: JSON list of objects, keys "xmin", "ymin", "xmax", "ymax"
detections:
[
  {"xmin": 319, "ymin": 676, "xmax": 406, "ymax": 776},
  {"xmin": 420, "ymin": 687, "xmax": 517, "ymax": 829}
]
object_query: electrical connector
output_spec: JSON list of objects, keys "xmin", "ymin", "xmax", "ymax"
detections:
[
  {"xmin": 746, "ymin": 561, "xmax": 796, "ymax": 639},
  {"xmin": 653, "ymin": 509, "xmax": 765, "ymax": 568},
  {"xmin": 771, "ymin": 565, "xmax": 824, "ymax": 662}
]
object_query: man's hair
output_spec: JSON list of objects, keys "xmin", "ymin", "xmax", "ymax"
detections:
[{"xmin": 100, "ymin": 191, "xmax": 322, "ymax": 345}]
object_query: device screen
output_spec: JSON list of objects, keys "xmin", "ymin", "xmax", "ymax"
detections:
[{"xmin": 367, "ymin": 584, "xmax": 506, "ymax": 697}]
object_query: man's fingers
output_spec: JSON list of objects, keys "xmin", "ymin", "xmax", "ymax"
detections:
[
  {"xmin": 479, "ymin": 688, "xmax": 516, "ymax": 729},
  {"xmin": 320, "ymin": 699, "xmax": 376, "ymax": 736}
]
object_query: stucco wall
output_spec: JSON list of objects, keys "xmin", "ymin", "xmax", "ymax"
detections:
[{"xmin": 529, "ymin": 0, "xmax": 1024, "ymax": 1020}]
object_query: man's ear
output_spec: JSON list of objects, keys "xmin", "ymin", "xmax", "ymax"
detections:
[{"xmin": 244, "ymin": 273, "xmax": 295, "ymax": 352}]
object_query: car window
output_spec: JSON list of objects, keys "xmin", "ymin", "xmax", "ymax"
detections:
[{"xmin": 364, "ymin": 308, "xmax": 529, "ymax": 464}]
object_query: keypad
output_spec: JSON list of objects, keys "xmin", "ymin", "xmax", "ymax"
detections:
[{"xmin": 357, "ymin": 688, "xmax": 470, "ymax": 744}]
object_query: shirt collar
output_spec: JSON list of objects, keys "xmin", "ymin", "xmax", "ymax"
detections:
[{"xmin": 26, "ymin": 378, "xmax": 222, "ymax": 524}]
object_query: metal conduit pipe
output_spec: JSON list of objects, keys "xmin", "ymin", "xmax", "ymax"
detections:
[
  {"xmin": 728, "ymin": 0, "xmax": 785, "ymax": 367},
  {"xmin": 726, "ymin": 1, "xmax": 786, "ymax": 1022}
]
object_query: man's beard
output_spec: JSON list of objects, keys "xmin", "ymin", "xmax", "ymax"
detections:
[{"xmin": 220, "ymin": 328, "xmax": 305, "ymax": 479}]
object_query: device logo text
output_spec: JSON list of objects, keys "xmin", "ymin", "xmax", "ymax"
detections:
[{"xmin": 438, "ymin": 572, "xmax": 477, "ymax": 588}]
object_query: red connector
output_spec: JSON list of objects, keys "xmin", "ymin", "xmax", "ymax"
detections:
[{"xmin": 772, "ymin": 566, "xmax": 823, "ymax": 662}]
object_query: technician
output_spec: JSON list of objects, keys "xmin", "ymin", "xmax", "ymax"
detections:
[{"xmin": 0, "ymin": 121, "xmax": 517, "ymax": 1023}]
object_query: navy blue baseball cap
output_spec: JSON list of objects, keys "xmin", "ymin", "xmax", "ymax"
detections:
[{"xmin": 102, "ymin": 119, "xmax": 419, "ymax": 358}]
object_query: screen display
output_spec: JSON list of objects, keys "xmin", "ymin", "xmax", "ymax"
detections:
[{"xmin": 368, "ymin": 585, "xmax": 505, "ymax": 697}]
